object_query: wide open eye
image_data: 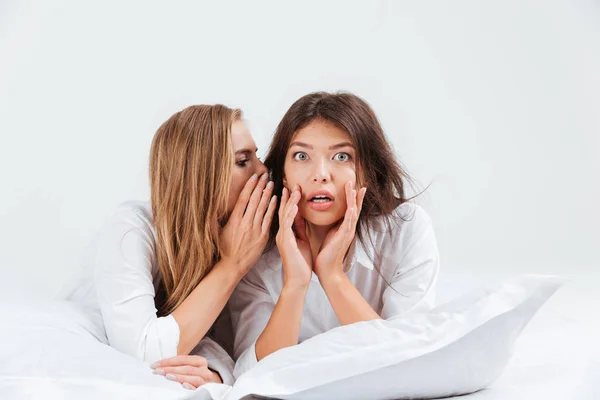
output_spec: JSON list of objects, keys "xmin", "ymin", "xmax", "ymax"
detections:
[
  {"xmin": 293, "ymin": 152, "xmax": 309, "ymax": 161},
  {"xmin": 333, "ymin": 152, "xmax": 351, "ymax": 162}
]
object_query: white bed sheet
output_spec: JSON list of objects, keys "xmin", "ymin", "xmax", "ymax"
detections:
[
  {"xmin": 433, "ymin": 270, "xmax": 599, "ymax": 400},
  {"xmin": 456, "ymin": 309, "xmax": 598, "ymax": 399},
  {"xmin": 0, "ymin": 275, "xmax": 596, "ymax": 400},
  {"xmin": 0, "ymin": 294, "xmax": 224, "ymax": 400}
]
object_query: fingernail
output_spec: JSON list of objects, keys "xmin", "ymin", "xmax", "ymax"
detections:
[
  {"xmin": 166, "ymin": 374, "xmax": 177, "ymax": 381},
  {"xmin": 261, "ymin": 173, "xmax": 269, "ymax": 181},
  {"xmin": 266, "ymin": 181, "xmax": 274, "ymax": 189},
  {"xmin": 183, "ymin": 382, "xmax": 195, "ymax": 390},
  {"xmin": 150, "ymin": 362, "xmax": 159, "ymax": 369},
  {"xmin": 152, "ymin": 369, "xmax": 165, "ymax": 376},
  {"xmin": 250, "ymin": 174, "xmax": 258, "ymax": 181}
]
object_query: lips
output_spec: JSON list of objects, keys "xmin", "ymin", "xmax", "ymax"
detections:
[
  {"xmin": 306, "ymin": 190, "xmax": 334, "ymax": 211},
  {"xmin": 307, "ymin": 190, "xmax": 334, "ymax": 202}
]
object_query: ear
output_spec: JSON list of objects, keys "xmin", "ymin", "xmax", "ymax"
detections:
[{"xmin": 283, "ymin": 176, "xmax": 288, "ymax": 187}]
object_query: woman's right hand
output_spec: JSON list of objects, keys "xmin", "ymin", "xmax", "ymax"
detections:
[
  {"xmin": 151, "ymin": 355, "xmax": 221, "ymax": 390},
  {"xmin": 275, "ymin": 185, "xmax": 313, "ymax": 289},
  {"xmin": 219, "ymin": 173, "xmax": 277, "ymax": 276}
]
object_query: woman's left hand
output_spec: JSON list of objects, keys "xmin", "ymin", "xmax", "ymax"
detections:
[
  {"xmin": 151, "ymin": 355, "xmax": 222, "ymax": 390},
  {"xmin": 314, "ymin": 182, "xmax": 366, "ymax": 281}
]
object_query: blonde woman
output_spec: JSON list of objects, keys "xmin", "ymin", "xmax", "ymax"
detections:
[{"xmin": 63, "ymin": 105, "xmax": 276, "ymax": 389}]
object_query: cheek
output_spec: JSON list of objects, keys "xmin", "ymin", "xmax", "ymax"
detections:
[
  {"xmin": 227, "ymin": 172, "xmax": 247, "ymax": 212},
  {"xmin": 283, "ymin": 162, "xmax": 298, "ymax": 187},
  {"xmin": 335, "ymin": 166, "xmax": 357, "ymax": 214},
  {"xmin": 337, "ymin": 165, "xmax": 357, "ymax": 185}
]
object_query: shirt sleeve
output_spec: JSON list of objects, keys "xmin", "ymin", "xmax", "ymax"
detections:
[
  {"xmin": 93, "ymin": 210, "xmax": 180, "ymax": 363},
  {"xmin": 190, "ymin": 337, "xmax": 235, "ymax": 385},
  {"xmin": 228, "ymin": 264, "xmax": 275, "ymax": 379},
  {"xmin": 380, "ymin": 207, "xmax": 440, "ymax": 319}
]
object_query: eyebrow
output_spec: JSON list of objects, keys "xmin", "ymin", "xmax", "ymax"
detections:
[
  {"xmin": 290, "ymin": 141, "xmax": 354, "ymax": 150},
  {"xmin": 235, "ymin": 147, "xmax": 258, "ymax": 155}
]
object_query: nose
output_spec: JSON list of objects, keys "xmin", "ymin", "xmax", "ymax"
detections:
[
  {"xmin": 256, "ymin": 159, "xmax": 268, "ymax": 177},
  {"xmin": 312, "ymin": 158, "xmax": 330, "ymax": 183}
]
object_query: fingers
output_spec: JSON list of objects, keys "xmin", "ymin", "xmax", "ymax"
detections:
[
  {"xmin": 164, "ymin": 373, "xmax": 206, "ymax": 388},
  {"xmin": 293, "ymin": 211, "xmax": 308, "ymax": 242},
  {"xmin": 283, "ymin": 202, "xmax": 298, "ymax": 231},
  {"xmin": 253, "ymin": 180, "xmax": 274, "ymax": 229},
  {"xmin": 261, "ymin": 195, "xmax": 277, "ymax": 236},
  {"xmin": 288, "ymin": 185, "xmax": 301, "ymax": 208},
  {"xmin": 278, "ymin": 187, "xmax": 289, "ymax": 220},
  {"xmin": 154, "ymin": 365, "xmax": 213, "ymax": 380},
  {"xmin": 279, "ymin": 185, "xmax": 300, "ymax": 227},
  {"xmin": 151, "ymin": 355, "xmax": 207, "ymax": 369},
  {"xmin": 150, "ymin": 357, "xmax": 217, "ymax": 390},
  {"xmin": 283, "ymin": 186, "xmax": 301, "ymax": 230},
  {"xmin": 229, "ymin": 174, "xmax": 259, "ymax": 222},
  {"xmin": 357, "ymin": 187, "xmax": 367, "ymax": 215},
  {"xmin": 344, "ymin": 181, "xmax": 353, "ymax": 209},
  {"xmin": 341, "ymin": 181, "xmax": 365, "ymax": 237},
  {"xmin": 342, "ymin": 182, "xmax": 355, "ymax": 230},
  {"xmin": 242, "ymin": 173, "xmax": 269, "ymax": 224},
  {"xmin": 346, "ymin": 182, "xmax": 364, "ymax": 218}
]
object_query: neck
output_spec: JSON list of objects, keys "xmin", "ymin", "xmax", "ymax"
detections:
[{"xmin": 306, "ymin": 221, "xmax": 336, "ymax": 261}]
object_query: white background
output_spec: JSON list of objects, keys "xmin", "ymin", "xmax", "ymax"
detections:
[{"xmin": 1, "ymin": 1, "xmax": 598, "ymax": 327}]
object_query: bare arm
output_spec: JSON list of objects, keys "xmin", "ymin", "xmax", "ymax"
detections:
[
  {"xmin": 320, "ymin": 271, "xmax": 380, "ymax": 326},
  {"xmin": 254, "ymin": 186, "xmax": 313, "ymax": 361},
  {"xmin": 171, "ymin": 259, "xmax": 243, "ymax": 355},
  {"xmin": 255, "ymin": 284, "xmax": 308, "ymax": 361},
  {"xmin": 312, "ymin": 183, "xmax": 378, "ymax": 325},
  {"xmin": 173, "ymin": 172, "xmax": 277, "ymax": 355}
]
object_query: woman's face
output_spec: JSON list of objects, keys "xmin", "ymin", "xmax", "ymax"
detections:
[
  {"xmin": 228, "ymin": 120, "xmax": 267, "ymax": 213},
  {"xmin": 283, "ymin": 119, "xmax": 357, "ymax": 227}
]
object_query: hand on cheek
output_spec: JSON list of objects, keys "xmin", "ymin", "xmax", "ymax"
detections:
[
  {"xmin": 313, "ymin": 182, "xmax": 366, "ymax": 280},
  {"xmin": 276, "ymin": 185, "xmax": 314, "ymax": 289}
]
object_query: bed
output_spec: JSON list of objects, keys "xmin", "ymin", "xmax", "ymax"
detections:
[{"xmin": 1, "ymin": 271, "xmax": 596, "ymax": 400}]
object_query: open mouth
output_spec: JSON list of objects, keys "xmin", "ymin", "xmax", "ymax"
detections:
[
  {"xmin": 307, "ymin": 190, "xmax": 335, "ymax": 211},
  {"xmin": 309, "ymin": 195, "xmax": 333, "ymax": 203}
]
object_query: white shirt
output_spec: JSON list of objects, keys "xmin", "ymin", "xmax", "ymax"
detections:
[
  {"xmin": 61, "ymin": 201, "xmax": 235, "ymax": 384},
  {"xmin": 229, "ymin": 202, "xmax": 440, "ymax": 379}
]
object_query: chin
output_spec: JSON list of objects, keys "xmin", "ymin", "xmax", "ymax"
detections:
[{"xmin": 302, "ymin": 207, "xmax": 344, "ymax": 227}]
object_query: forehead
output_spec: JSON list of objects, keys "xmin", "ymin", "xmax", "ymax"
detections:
[
  {"xmin": 292, "ymin": 119, "xmax": 351, "ymax": 145},
  {"xmin": 231, "ymin": 119, "xmax": 256, "ymax": 150}
]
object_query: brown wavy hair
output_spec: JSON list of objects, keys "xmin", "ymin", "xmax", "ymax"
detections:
[
  {"xmin": 149, "ymin": 105, "xmax": 241, "ymax": 316},
  {"xmin": 264, "ymin": 91, "xmax": 415, "ymax": 250}
]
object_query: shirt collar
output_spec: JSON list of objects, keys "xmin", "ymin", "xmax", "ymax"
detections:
[{"xmin": 346, "ymin": 238, "xmax": 375, "ymax": 271}]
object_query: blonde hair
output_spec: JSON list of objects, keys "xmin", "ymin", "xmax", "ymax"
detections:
[{"xmin": 149, "ymin": 105, "xmax": 242, "ymax": 316}]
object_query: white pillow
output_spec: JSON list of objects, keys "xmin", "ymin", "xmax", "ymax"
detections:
[
  {"xmin": 0, "ymin": 293, "xmax": 229, "ymax": 400},
  {"xmin": 227, "ymin": 274, "xmax": 564, "ymax": 400}
]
